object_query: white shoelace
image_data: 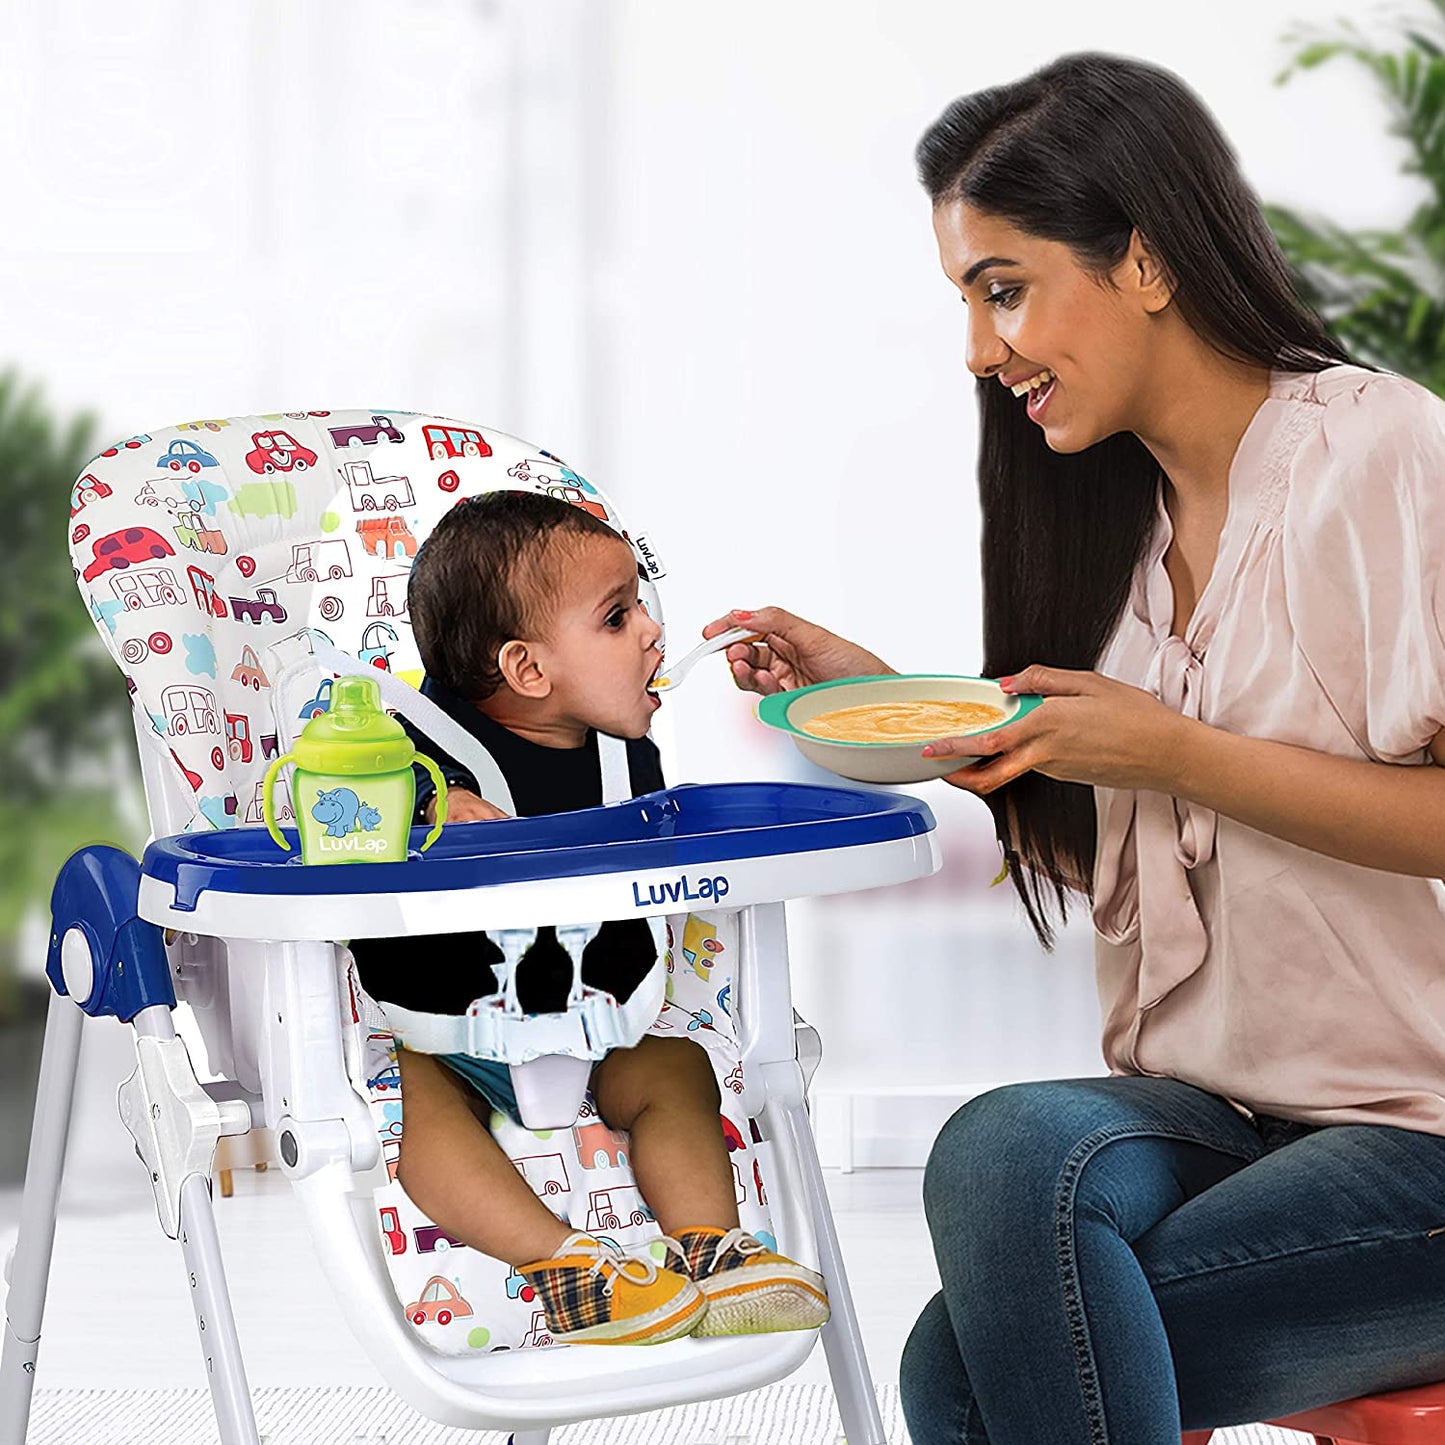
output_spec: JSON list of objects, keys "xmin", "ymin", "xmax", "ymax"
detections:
[
  {"xmin": 563, "ymin": 1231, "xmax": 660, "ymax": 1298},
  {"xmin": 700, "ymin": 1228, "xmax": 766, "ymax": 1276},
  {"xmin": 659, "ymin": 1228, "xmax": 766, "ymax": 1278}
]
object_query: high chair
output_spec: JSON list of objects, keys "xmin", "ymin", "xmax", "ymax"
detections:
[
  {"xmin": 1181, "ymin": 1377, "xmax": 1445, "ymax": 1445},
  {"xmin": 0, "ymin": 410, "xmax": 941, "ymax": 1445}
]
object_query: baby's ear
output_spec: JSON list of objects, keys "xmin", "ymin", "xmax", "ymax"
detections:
[{"xmin": 497, "ymin": 639, "xmax": 550, "ymax": 698}]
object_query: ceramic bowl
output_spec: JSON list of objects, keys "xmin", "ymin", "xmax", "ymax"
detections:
[{"xmin": 756, "ymin": 673, "xmax": 1043, "ymax": 784}]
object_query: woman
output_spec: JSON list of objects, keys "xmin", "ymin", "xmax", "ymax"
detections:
[{"xmin": 705, "ymin": 52, "xmax": 1445, "ymax": 1445}]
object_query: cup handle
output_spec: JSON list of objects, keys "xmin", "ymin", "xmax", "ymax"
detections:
[
  {"xmin": 262, "ymin": 753, "xmax": 297, "ymax": 850},
  {"xmin": 416, "ymin": 754, "xmax": 448, "ymax": 852}
]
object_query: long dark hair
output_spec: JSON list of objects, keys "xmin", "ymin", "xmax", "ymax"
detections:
[{"xmin": 916, "ymin": 53, "xmax": 1352, "ymax": 949}]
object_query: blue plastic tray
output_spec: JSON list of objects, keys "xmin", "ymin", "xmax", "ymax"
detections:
[{"xmin": 142, "ymin": 782, "xmax": 936, "ymax": 913}]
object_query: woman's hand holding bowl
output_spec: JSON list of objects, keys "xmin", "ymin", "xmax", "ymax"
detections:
[
  {"xmin": 923, "ymin": 664, "xmax": 1189, "ymax": 796},
  {"xmin": 702, "ymin": 607, "xmax": 893, "ymax": 694}
]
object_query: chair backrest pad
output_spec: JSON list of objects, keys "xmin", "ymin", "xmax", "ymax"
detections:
[{"xmin": 70, "ymin": 411, "xmax": 665, "ymax": 836}]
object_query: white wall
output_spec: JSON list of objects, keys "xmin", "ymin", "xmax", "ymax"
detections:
[
  {"xmin": 2, "ymin": 0, "xmax": 1419, "ymax": 1163},
  {"xmin": 0, "ymin": 1, "xmax": 589, "ymax": 430}
]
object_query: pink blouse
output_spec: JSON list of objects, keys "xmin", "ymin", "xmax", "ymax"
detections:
[{"xmin": 1092, "ymin": 364, "xmax": 1445, "ymax": 1133}]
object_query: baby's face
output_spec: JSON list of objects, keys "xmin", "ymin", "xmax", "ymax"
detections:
[{"xmin": 533, "ymin": 532, "xmax": 663, "ymax": 739}]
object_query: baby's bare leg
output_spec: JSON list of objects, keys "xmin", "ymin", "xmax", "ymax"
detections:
[
  {"xmin": 591, "ymin": 1035, "xmax": 740, "ymax": 1236},
  {"xmin": 396, "ymin": 1049, "xmax": 571, "ymax": 1266}
]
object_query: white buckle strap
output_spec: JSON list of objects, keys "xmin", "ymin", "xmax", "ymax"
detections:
[
  {"xmin": 378, "ymin": 958, "xmax": 665, "ymax": 1128},
  {"xmin": 307, "ymin": 641, "xmax": 517, "ymax": 817},
  {"xmin": 597, "ymin": 732, "xmax": 631, "ymax": 806},
  {"xmin": 377, "ymin": 957, "xmax": 665, "ymax": 1066}
]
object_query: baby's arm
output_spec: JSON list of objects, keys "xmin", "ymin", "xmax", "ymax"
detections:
[{"xmin": 423, "ymin": 786, "xmax": 511, "ymax": 825}]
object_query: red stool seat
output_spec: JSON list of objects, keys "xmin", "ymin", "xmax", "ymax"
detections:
[{"xmin": 1182, "ymin": 1378, "xmax": 1445, "ymax": 1445}]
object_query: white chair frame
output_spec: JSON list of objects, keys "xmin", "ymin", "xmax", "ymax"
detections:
[{"xmin": 1, "ymin": 710, "xmax": 940, "ymax": 1444}]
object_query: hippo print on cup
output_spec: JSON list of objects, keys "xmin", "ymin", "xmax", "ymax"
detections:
[{"xmin": 311, "ymin": 786, "xmax": 383, "ymax": 838}]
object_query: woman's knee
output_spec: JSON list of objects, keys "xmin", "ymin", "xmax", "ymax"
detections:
[
  {"xmin": 923, "ymin": 1076, "xmax": 1255, "ymax": 1245},
  {"xmin": 921, "ymin": 1079, "xmax": 1122, "ymax": 1230},
  {"xmin": 900, "ymin": 1291, "xmax": 979, "ymax": 1445},
  {"xmin": 900, "ymin": 1290, "xmax": 961, "ymax": 1395}
]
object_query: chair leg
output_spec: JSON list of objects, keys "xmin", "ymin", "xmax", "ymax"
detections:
[
  {"xmin": 777, "ymin": 1089, "xmax": 886, "ymax": 1445},
  {"xmin": 0, "ymin": 990, "xmax": 85, "ymax": 1445},
  {"xmin": 218, "ymin": 1169, "xmax": 234, "ymax": 1198},
  {"xmin": 128, "ymin": 1005, "xmax": 260, "ymax": 1445},
  {"xmin": 176, "ymin": 1174, "xmax": 258, "ymax": 1444}
]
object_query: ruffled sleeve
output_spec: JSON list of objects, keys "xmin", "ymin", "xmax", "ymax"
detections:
[{"xmin": 1284, "ymin": 372, "xmax": 1445, "ymax": 764}]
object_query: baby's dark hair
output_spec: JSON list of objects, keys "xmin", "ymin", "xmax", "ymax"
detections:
[{"xmin": 408, "ymin": 489, "xmax": 623, "ymax": 701}]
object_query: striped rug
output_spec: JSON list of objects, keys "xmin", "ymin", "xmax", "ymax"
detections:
[{"xmin": 28, "ymin": 1385, "xmax": 1315, "ymax": 1443}]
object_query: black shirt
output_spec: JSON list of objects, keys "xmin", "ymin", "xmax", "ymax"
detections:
[{"xmin": 350, "ymin": 676, "xmax": 663, "ymax": 1017}]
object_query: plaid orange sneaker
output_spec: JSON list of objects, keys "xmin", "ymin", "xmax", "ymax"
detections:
[
  {"xmin": 668, "ymin": 1226, "xmax": 830, "ymax": 1337},
  {"xmin": 517, "ymin": 1232, "xmax": 705, "ymax": 1345}
]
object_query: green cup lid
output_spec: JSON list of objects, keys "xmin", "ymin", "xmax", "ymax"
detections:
[{"xmin": 292, "ymin": 674, "xmax": 416, "ymax": 775}]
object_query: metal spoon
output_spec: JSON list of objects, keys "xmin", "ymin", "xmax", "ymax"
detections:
[{"xmin": 650, "ymin": 626, "xmax": 764, "ymax": 692}]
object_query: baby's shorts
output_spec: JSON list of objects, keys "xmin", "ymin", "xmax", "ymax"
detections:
[{"xmin": 435, "ymin": 1052, "xmax": 529, "ymax": 1129}]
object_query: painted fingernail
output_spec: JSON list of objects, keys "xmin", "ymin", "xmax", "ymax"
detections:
[
  {"xmin": 999, "ymin": 675, "xmax": 1015, "ymax": 690},
  {"xmin": 922, "ymin": 746, "xmax": 934, "ymax": 757},
  {"xmin": 733, "ymin": 610, "xmax": 755, "ymax": 621}
]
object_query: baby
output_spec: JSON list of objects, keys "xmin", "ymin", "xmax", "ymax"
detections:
[{"xmin": 350, "ymin": 490, "xmax": 828, "ymax": 1346}]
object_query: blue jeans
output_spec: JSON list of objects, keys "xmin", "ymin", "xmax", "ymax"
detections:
[{"xmin": 900, "ymin": 1076, "xmax": 1445, "ymax": 1444}]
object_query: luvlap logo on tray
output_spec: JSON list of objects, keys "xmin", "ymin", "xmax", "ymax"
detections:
[{"xmin": 630, "ymin": 873, "xmax": 730, "ymax": 907}]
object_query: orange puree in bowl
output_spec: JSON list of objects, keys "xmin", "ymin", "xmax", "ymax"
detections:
[{"xmin": 801, "ymin": 699, "xmax": 1006, "ymax": 743}]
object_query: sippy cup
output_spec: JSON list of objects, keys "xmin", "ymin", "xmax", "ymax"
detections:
[{"xmin": 262, "ymin": 674, "xmax": 448, "ymax": 864}]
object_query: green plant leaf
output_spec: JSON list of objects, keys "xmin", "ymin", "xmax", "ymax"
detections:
[
  {"xmin": 0, "ymin": 375, "xmax": 141, "ymax": 1015},
  {"xmin": 1272, "ymin": 8, "xmax": 1445, "ymax": 389}
]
